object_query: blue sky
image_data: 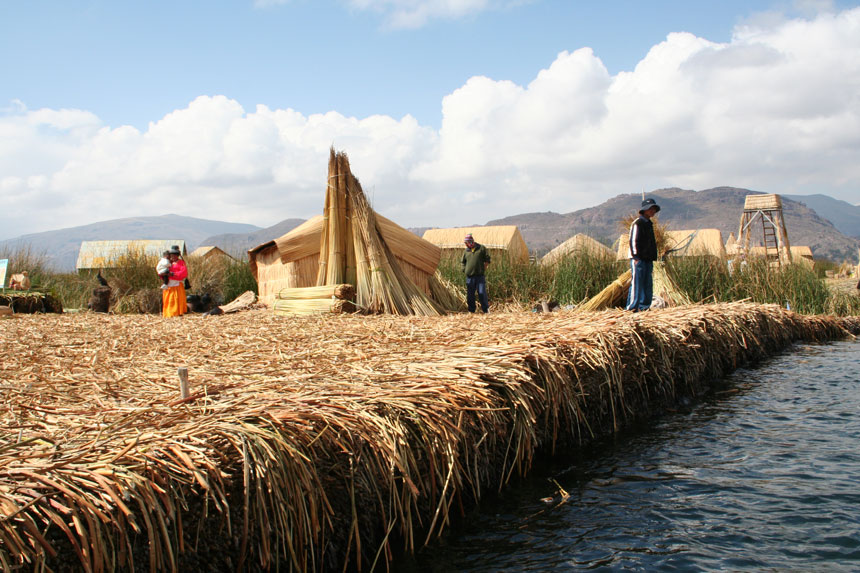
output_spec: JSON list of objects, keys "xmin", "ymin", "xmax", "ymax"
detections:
[{"xmin": 2, "ymin": 0, "xmax": 860, "ymax": 239}]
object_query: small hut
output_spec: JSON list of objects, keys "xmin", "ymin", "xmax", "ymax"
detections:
[
  {"xmin": 189, "ymin": 246, "xmax": 234, "ymax": 262},
  {"xmin": 663, "ymin": 229, "xmax": 726, "ymax": 259},
  {"xmin": 76, "ymin": 240, "xmax": 186, "ymax": 271},
  {"xmin": 749, "ymin": 246, "xmax": 814, "ymax": 269},
  {"xmin": 250, "ymin": 214, "xmax": 441, "ymax": 307},
  {"xmin": 725, "ymin": 232, "xmax": 738, "ymax": 256},
  {"xmin": 422, "ymin": 226, "xmax": 529, "ymax": 264},
  {"xmin": 541, "ymin": 234, "xmax": 615, "ymax": 266},
  {"xmin": 615, "ymin": 229, "xmax": 726, "ymax": 260},
  {"xmin": 250, "ymin": 149, "xmax": 457, "ymax": 315}
]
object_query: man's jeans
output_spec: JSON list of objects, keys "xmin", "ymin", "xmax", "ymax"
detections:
[
  {"xmin": 625, "ymin": 259, "xmax": 653, "ymax": 311},
  {"xmin": 466, "ymin": 275, "xmax": 489, "ymax": 313}
]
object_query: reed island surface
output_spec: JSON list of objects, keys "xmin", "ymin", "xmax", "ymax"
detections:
[{"xmin": 2, "ymin": 304, "xmax": 859, "ymax": 571}]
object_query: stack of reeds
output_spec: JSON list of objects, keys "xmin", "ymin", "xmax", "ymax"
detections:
[
  {"xmin": 653, "ymin": 261, "xmax": 692, "ymax": 306},
  {"xmin": 316, "ymin": 148, "xmax": 446, "ymax": 316},
  {"xmin": 273, "ymin": 284, "xmax": 356, "ymax": 315},
  {"xmin": 575, "ymin": 269, "xmax": 632, "ymax": 312}
]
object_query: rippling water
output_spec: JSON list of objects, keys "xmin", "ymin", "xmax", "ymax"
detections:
[{"xmin": 397, "ymin": 340, "xmax": 860, "ymax": 571}]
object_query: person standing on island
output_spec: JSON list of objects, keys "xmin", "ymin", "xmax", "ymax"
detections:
[
  {"xmin": 461, "ymin": 233, "xmax": 491, "ymax": 313},
  {"xmin": 162, "ymin": 245, "xmax": 188, "ymax": 317},
  {"xmin": 626, "ymin": 198, "xmax": 661, "ymax": 312}
]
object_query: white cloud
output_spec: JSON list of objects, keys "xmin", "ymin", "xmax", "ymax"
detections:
[{"xmin": 2, "ymin": 7, "xmax": 860, "ymax": 241}]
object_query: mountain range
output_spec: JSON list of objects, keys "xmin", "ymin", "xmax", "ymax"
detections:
[
  {"xmin": 2, "ymin": 187, "xmax": 858, "ymax": 271},
  {"xmin": 488, "ymin": 187, "xmax": 860, "ymax": 261}
]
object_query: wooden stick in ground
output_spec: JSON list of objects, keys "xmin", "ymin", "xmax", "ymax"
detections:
[{"xmin": 178, "ymin": 368, "xmax": 189, "ymax": 399}]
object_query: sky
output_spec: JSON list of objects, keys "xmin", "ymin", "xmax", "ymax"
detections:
[{"xmin": 2, "ymin": 0, "xmax": 860, "ymax": 240}]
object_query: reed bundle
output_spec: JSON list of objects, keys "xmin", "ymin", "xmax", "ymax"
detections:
[
  {"xmin": 2, "ymin": 307, "xmax": 858, "ymax": 571},
  {"xmin": 273, "ymin": 298, "xmax": 355, "ymax": 315},
  {"xmin": 316, "ymin": 149, "xmax": 446, "ymax": 316},
  {"xmin": 652, "ymin": 261, "xmax": 693, "ymax": 306},
  {"xmin": 277, "ymin": 284, "xmax": 355, "ymax": 301},
  {"xmin": 575, "ymin": 269, "xmax": 631, "ymax": 312}
]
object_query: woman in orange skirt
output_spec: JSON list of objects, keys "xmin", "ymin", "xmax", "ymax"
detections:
[{"xmin": 162, "ymin": 246, "xmax": 188, "ymax": 317}]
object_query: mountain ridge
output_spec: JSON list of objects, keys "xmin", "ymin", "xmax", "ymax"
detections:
[
  {"xmin": 0, "ymin": 214, "xmax": 261, "ymax": 271},
  {"xmin": 3, "ymin": 188, "xmax": 858, "ymax": 271},
  {"xmin": 487, "ymin": 187, "xmax": 860, "ymax": 261}
]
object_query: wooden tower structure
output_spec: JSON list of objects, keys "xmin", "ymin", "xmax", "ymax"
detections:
[{"xmin": 737, "ymin": 194, "xmax": 792, "ymax": 267}]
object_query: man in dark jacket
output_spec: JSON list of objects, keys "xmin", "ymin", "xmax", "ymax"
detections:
[
  {"xmin": 626, "ymin": 198, "xmax": 661, "ymax": 311},
  {"xmin": 461, "ymin": 233, "xmax": 491, "ymax": 313}
]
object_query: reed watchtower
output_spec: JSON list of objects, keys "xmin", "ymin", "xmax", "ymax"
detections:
[{"xmin": 737, "ymin": 193, "xmax": 792, "ymax": 267}]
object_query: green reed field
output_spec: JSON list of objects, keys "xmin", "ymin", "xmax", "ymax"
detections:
[
  {"xmin": 0, "ymin": 245, "xmax": 257, "ymax": 312},
  {"xmin": 2, "ymin": 244, "xmax": 858, "ymax": 316}
]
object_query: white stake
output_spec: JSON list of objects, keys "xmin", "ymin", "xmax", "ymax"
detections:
[{"xmin": 178, "ymin": 367, "xmax": 189, "ymax": 399}]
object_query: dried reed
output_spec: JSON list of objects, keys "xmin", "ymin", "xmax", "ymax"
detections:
[{"xmin": 2, "ymin": 305, "xmax": 857, "ymax": 571}]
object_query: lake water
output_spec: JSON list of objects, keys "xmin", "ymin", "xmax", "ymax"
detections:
[{"xmin": 396, "ymin": 340, "xmax": 860, "ymax": 571}]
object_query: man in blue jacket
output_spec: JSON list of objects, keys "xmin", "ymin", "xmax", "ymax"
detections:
[{"xmin": 626, "ymin": 198, "xmax": 661, "ymax": 312}]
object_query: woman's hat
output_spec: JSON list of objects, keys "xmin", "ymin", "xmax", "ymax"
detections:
[
  {"xmin": 169, "ymin": 245, "xmax": 181, "ymax": 255},
  {"xmin": 639, "ymin": 198, "xmax": 661, "ymax": 214}
]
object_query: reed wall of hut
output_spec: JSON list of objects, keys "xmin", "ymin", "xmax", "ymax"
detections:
[{"xmin": 250, "ymin": 213, "xmax": 441, "ymax": 307}]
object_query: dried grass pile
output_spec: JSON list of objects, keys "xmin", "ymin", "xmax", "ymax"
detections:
[{"xmin": 1, "ymin": 306, "xmax": 858, "ymax": 571}]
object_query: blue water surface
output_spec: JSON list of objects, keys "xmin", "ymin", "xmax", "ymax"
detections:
[{"xmin": 397, "ymin": 340, "xmax": 860, "ymax": 571}]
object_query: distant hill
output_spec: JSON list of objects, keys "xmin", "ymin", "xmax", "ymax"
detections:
[
  {"xmin": 0, "ymin": 214, "xmax": 260, "ymax": 271},
  {"xmin": 489, "ymin": 187, "xmax": 860, "ymax": 262},
  {"xmin": 4, "ymin": 188, "xmax": 858, "ymax": 272},
  {"xmin": 784, "ymin": 194, "xmax": 860, "ymax": 238},
  {"xmin": 201, "ymin": 218, "xmax": 306, "ymax": 256}
]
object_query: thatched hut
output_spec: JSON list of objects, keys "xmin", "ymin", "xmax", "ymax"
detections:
[
  {"xmin": 615, "ymin": 229, "xmax": 726, "ymax": 260},
  {"xmin": 541, "ymin": 233, "xmax": 615, "ymax": 266},
  {"xmin": 250, "ymin": 214, "xmax": 442, "ymax": 307},
  {"xmin": 188, "ymin": 245, "xmax": 234, "ymax": 262},
  {"xmin": 663, "ymin": 229, "xmax": 727, "ymax": 259},
  {"xmin": 422, "ymin": 226, "xmax": 529, "ymax": 263},
  {"xmin": 250, "ymin": 149, "xmax": 457, "ymax": 315},
  {"xmin": 76, "ymin": 240, "xmax": 186, "ymax": 271},
  {"xmin": 725, "ymin": 232, "xmax": 738, "ymax": 255},
  {"xmin": 749, "ymin": 245, "xmax": 814, "ymax": 268}
]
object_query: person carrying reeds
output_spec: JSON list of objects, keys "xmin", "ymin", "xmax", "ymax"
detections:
[
  {"xmin": 625, "ymin": 198, "xmax": 661, "ymax": 312},
  {"xmin": 462, "ymin": 233, "xmax": 491, "ymax": 313},
  {"xmin": 162, "ymin": 245, "xmax": 188, "ymax": 317}
]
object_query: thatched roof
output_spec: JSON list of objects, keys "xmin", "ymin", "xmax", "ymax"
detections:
[
  {"xmin": 250, "ymin": 149, "xmax": 455, "ymax": 315},
  {"xmin": 541, "ymin": 234, "xmax": 615, "ymax": 266},
  {"xmin": 76, "ymin": 240, "xmax": 186, "ymax": 270},
  {"xmin": 743, "ymin": 193, "xmax": 783, "ymax": 210},
  {"xmin": 189, "ymin": 246, "xmax": 233, "ymax": 260},
  {"xmin": 615, "ymin": 229, "xmax": 726, "ymax": 259},
  {"xmin": 725, "ymin": 232, "xmax": 738, "ymax": 254},
  {"xmin": 663, "ymin": 229, "xmax": 726, "ymax": 258},
  {"xmin": 249, "ymin": 214, "xmax": 441, "ymax": 276},
  {"xmin": 422, "ymin": 226, "xmax": 529, "ymax": 263},
  {"xmin": 749, "ymin": 246, "xmax": 814, "ymax": 260}
]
